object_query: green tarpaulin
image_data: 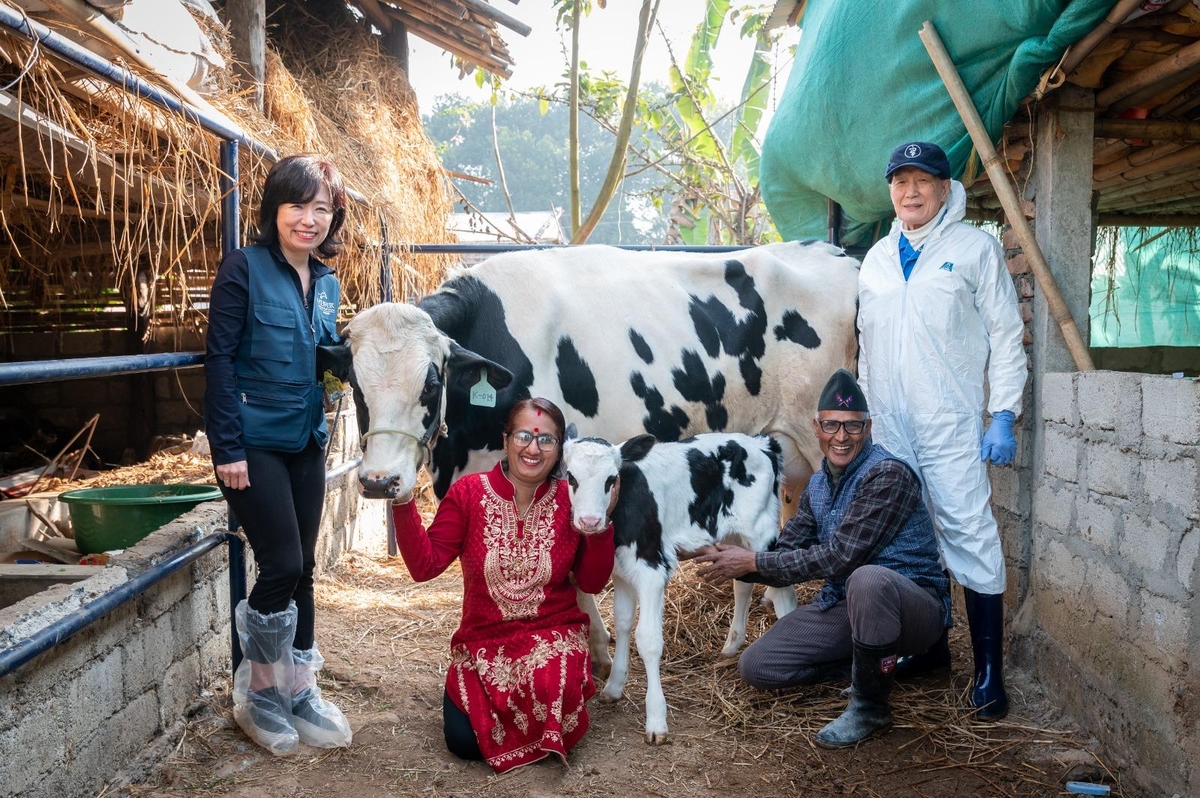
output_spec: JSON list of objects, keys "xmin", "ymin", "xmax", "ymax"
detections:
[
  {"xmin": 761, "ymin": 0, "xmax": 1114, "ymax": 246},
  {"xmin": 1091, "ymin": 228, "xmax": 1200, "ymax": 348}
]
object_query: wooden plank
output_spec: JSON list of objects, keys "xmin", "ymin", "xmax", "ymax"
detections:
[
  {"xmin": 228, "ymin": 0, "xmax": 266, "ymax": 112},
  {"xmin": 19, "ymin": 536, "xmax": 80, "ymax": 564},
  {"xmin": 0, "ymin": 564, "xmax": 95, "ymax": 578},
  {"xmin": 457, "ymin": 0, "xmax": 532, "ymax": 37}
]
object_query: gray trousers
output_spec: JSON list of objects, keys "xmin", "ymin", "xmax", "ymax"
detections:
[{"xmin": 738, "ymin": 564, "xmax": 946, "ymax": 690}]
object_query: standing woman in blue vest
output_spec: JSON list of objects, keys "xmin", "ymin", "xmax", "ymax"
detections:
[{"xmin": 205, "ymin": 154, "xmax": 353, "ymax": 755}]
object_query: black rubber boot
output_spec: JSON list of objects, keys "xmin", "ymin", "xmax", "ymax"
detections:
[
  {"xmin": 815, "ymin": 641, "xmax": 896, "ymax": 748},
  {"xmin": 964, "ymin": 588, "xmax": 1008, "ymax": 721},
  {"xmin": 893, "ymin": 628, "xmax": 952, "ymax": 681}
]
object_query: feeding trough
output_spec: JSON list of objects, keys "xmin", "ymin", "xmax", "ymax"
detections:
[{"xmin": 57, "ymin": 484, "xmax": 223, "ymax": 554}]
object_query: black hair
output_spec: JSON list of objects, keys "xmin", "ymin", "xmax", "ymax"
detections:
[{"xmin": 254, "ymin": 154, "xmax": 348, "ymax": 258}]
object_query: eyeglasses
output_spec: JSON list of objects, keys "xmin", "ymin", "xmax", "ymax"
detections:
[
  {"xmin": 817, "ymin": 419, "xmax": 868, "ymax": 435},
  {"xmin": 510, "ymin": 430, "xmax": 559, "ymax": 451}
]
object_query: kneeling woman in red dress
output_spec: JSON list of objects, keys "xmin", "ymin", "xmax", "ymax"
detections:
[{"xmin": 391, "ymin": 397, "xmax": 616, "ymax": 772}]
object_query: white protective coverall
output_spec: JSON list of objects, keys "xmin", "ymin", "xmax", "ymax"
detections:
[{"xmin": 857, "ymin": 180, "xmax": 1026, "ymax": 595}]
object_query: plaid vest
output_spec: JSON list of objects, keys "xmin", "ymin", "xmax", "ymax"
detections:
[{"xmin": 809, "ymin": 442, "xmax": 952, "ymax": 626}]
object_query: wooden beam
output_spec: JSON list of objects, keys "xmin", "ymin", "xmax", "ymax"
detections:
[
  {"xmin": 1097, "ymin": 38, "xmax": 1200, "ymax": 109},
  {"xmin": 381, "ymin": 7, "xmax": 512, "ymax": 77},
  {"xmin": 385, "ymin": 19, "xmax": 409, "ymax": 74},
  {"xmin": 1094, "ymin": 118, "xmax": 1200, "ymax": 142},
  {"xmin": 1092, "ymin": 141, "xmax": 1186, "ymax": 182},
  {"xmin": 354, "ymin": 0, "xmax": 394, "ymax": 33},
  {"xmin": 227, "ymin": 0, "xmax": 266, "ymax": 112},
  {"xmin": 458, "ymin": 0, "xmax": 532, "ymax": 37}
]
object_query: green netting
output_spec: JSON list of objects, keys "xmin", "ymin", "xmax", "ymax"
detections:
[
  {"xmin": 761, "ymin": 0, "xmax": 1113, "ymax": 246},
  {"xmin": 1091, "ymin": 228, "xmax": 1200, "ymax": 348}
]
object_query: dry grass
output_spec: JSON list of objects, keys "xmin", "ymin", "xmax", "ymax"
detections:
[{"xmin": 0, "ymin": 2, "xmax": 454, "ymax": 337}]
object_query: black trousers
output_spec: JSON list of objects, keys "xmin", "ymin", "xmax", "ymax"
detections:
[
  {"xmin": 219, "ymin": 442, "xmax": 325, "ymax": 651},
  {"xmin": 443, "ymin": 691, "xmax": 482, "ymax": 761}
]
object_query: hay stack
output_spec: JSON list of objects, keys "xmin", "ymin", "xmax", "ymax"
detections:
[{"xmin": 0, "ymin": 0, "xmax": 453, "ymax": 337}]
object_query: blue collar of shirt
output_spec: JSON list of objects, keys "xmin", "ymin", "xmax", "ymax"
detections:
[{"xmin": 266, "ymin": 243, "xmax": 335, "ymax": 280}]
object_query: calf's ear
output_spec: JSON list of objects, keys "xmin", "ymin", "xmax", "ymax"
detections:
[
  {"xmin": 316, "ymin": 341, "xmax": 353, "ymax": 382},
  {"xmin": 565, "ymin": 423, "xmax": 579, "ymax": 441},
  {"xmin": 620, "ymin": 434, "xmax": 656, "ymax": 463},
  {"xmin": 447, "ymin": 341, "xmax": 514, "ymax": 390}
]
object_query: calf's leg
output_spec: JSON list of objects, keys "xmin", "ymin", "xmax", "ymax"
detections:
[
  {"xmin": 574, "ymin": 586, "xmax": 612, "ymax": 679},
  {"xmin": 765, "ymin": 585, "xmax": 799, "ymax": 619},
  {"xmin": 599, "ymin": 576, "xmax": 636, "ymax": 703},
  {"xmin": 634, "ymin": 573, "xmax": 670, "ymax": 744},
  {"xmin": 721, "ymin": 578, "xmax": 756, "ymax": 656}
]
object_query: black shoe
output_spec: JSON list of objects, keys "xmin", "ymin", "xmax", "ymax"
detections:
[
  {"xmin": 816, "ymin": 641, "xmax": 895, "ymax": 748},
  {"xmin": 964, "ymin": 589, "xmax": 1009, "ymax": 721},
  {"xmin": 893, "ymin": 629, "xmax": 951, "ymax": 681}
]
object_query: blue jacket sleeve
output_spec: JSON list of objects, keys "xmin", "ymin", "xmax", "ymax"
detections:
[{"xmin": 204, "ymin": 250, "xmax": 250, "ymax": 466}]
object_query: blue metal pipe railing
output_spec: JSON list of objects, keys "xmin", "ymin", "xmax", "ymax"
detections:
[
  {"xmin": 0, "ymin": 531, "xmax": 246, "ymax": 678},
  {"xmin": 325, "ymin": 456, "xmax": 362, "ymax": 482},
  {"xmin": 220, "ymin": 139, "xmax": 241, "ymax": 257},
  {"xmin": 396, "ymin": 242, "xmax": 872, "ymax": 258},
  {"xmin": 0, "ymin": 352, "xmax": 204, "ymax": 387}
]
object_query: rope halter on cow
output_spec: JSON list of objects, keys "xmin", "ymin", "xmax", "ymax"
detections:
[{"xmin": 359, "ymin": 401, "xmax": 449, "ymax": 467}]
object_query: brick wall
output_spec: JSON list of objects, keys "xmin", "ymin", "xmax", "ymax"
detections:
[{"xmin": 1011, "ymin": 371, "xmax": 1199, "ymax": 797}]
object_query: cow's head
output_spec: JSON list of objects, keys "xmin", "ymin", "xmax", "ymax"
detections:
[
  {"xmin": 341, "ymin": 303, "xmax": 513, "ymax": 502},
  {"xmin": 562, "ymin": 426, "xmax": 656, "ymax": 535}
]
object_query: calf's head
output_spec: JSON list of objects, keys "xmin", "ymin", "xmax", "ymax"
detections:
[
  {"xmin": 340, "ymin": 303, "xmax": 512, "ymax": 502},
  {"xmin": 563, "ymin": 429, "xmax": 656, "ymax": 534}
]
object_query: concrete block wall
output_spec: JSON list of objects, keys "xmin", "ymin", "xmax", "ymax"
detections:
[
  {"xmin": 0, "ymin": 407, "xmax": 385, "ymax": 798},
  {"xmin": 1012, "ymin": 371, "xmax": 1199, "ymax": 797}
]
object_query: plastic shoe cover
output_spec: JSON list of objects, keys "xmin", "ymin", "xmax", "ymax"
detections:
[
  {"xmin": 291, "ymin": 644, "xmax": 353, "ymax": 748},
  {"xmin": 232, "ymin": 600, "xmax": 299, "ymax": 755},
  {"xmin": 233, "ymin": 687, "xmax": 299, "ymax": 755}
]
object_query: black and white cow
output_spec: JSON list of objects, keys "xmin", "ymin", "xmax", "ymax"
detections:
[
  {"xmin": 562, "ymin": 431, "xmax": 798, "ymax": 744},
  {"xmin": 332, "ymin": 241, "xmax": 859, "ymax": 505}
]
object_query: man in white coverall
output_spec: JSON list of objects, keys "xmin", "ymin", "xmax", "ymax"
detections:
[{"xmin": 857, "ymin": 141, "xmax": 1026, "ymax": 720}]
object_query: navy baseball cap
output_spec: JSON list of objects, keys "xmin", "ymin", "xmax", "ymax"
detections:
[{"xmin": 884, "ymin": 141, "xmax": 951, "ymax": 181}]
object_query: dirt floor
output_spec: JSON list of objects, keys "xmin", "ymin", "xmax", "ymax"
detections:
[{"xmin": 117, "ymin": 552, "xmax": 1139, "ymax": 798}]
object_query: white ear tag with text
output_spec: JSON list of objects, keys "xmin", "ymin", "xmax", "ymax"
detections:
[{"xmin": 469, "ymin": 369, "xmax": 496, "ymax": 407}]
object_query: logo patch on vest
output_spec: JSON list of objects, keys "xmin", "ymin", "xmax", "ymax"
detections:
[
  {"xmin": 316, "ymin": 291, "xmax": 337, "ymax": 316},
  {"xmin": 939, "ymin": 262, "xmax": 954, "ymax": 272},
  {"xmin": 880, "ymin": 654, "xmax": 898, "ymax": 674}
]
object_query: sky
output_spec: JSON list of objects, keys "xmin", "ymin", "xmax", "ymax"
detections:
[{"xmin": 404, "ymin": 3, "xmax": 800, "ymax": 114}]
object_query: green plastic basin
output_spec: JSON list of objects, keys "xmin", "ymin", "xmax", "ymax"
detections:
[{"xmin": 57, "ymin": 484, "xmax": 223, "ymax": 554}]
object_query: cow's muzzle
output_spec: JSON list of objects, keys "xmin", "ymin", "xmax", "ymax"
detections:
[{"xmin": 358, "ymin": 474, "xmax": 410, "ymax": 501}]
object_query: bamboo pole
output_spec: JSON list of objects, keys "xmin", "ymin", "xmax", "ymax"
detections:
[
  {"xmin": 1097, "ymin": 38, "xmax": 1200, "ymax": 108},
  {"xmin": 1092, "ymin": 141, "xmax": 1185, "ymax": 181},
  {"xmin": 919, "ymin": 21, "xmax": 1094, "ymax": 371},
  {"xmin": 1094, "ymin": 118, "xmax": 1200, "ymax": 142}
]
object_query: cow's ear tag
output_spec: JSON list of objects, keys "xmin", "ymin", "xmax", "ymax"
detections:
[{"xmin": 469, "ymin": 369, "xmax": 496, "ymax": 408}]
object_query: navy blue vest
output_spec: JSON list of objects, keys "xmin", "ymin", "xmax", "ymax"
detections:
[
  {"xmin": 809, "ymin": 442, "xmax": 952, "ymax": 627},
  {"xmin": 233, "ymin": 245, "xmax": 340, "ymax": 452}
]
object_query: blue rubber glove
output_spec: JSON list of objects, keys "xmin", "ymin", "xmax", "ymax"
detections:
[{"xmin": 981, "ymin": 410, "xmax": 1017, "ymax": 465}]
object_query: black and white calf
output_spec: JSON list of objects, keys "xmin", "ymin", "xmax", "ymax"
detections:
[{"xmin": 563, "ymin": 431, "xmax": 798, "ymax": 744}]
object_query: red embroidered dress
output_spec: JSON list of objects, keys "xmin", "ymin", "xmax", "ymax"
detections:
[{"xmin": 392, "ymin": 463, "xmax": 614, "ymax": 773}]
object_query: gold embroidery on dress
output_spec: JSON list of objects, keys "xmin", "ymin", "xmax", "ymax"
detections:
[
  {"xmin": 480, "ymin": 479, "xmax": 559, "ymax": 620},
  {"xmin": 450, "ymin": 628, "xmax": 589, "ymax": 749}
]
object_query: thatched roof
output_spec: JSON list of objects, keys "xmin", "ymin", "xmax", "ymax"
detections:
[
  {"xmin": 346, "ymin": 0, "xmax": 526, "ymax": 78},
  {"xmin": 0, "ymin": 0, "xmax": 455, "ymax": 338},
  {"xmin": 769, "ymin": 0, "xmax": 1200, "ymax": 227}
]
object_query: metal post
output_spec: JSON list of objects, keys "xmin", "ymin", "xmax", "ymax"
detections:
[
  {"xmin": 226, "ymin": 533, "xmax": 246, "ymax": 672},
  {"xmin": 220, "ymin": 139, "xmax": 240, "ymax": 257},
  {"xmin": 379, "ymin": 216, "xmax": 393, "ymax": 303}
]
